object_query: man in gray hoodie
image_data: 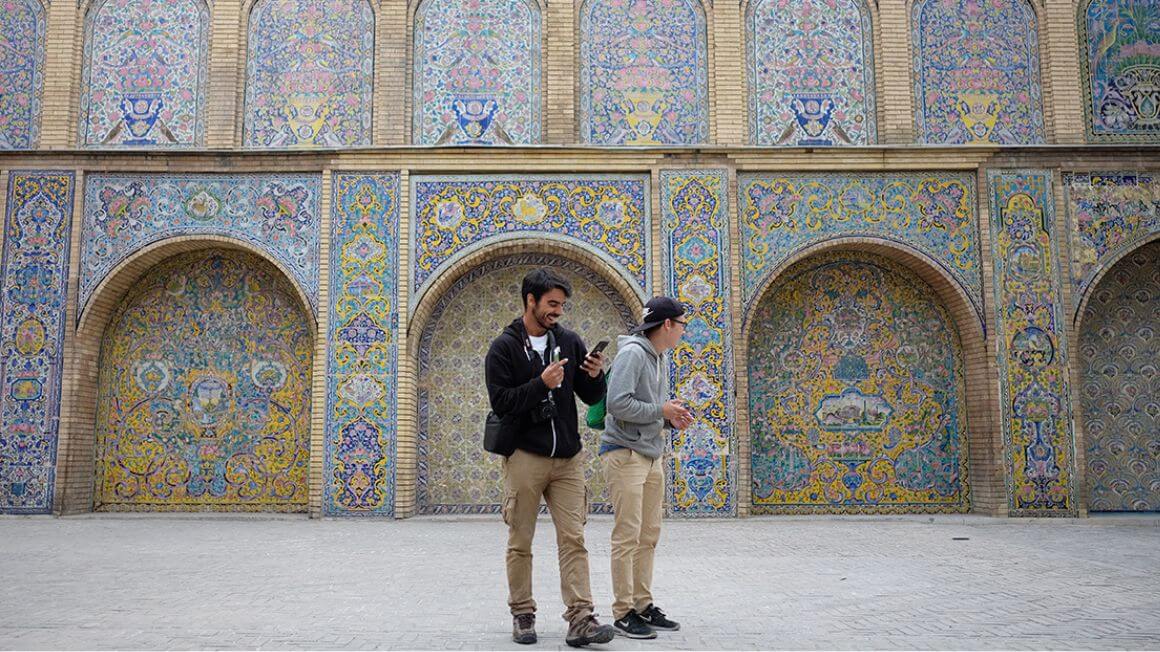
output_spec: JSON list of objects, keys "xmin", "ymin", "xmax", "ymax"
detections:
[{"xmin": 600, "ymin": 296, "xmax": 693, "ymax": 639}]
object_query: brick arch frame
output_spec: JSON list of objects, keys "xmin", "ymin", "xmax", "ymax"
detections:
[
  {"xmin": 736, "ymin": 237, "xmax": 1002, "ymax": 515},
  {"xmin": 1069, "ymin": 235, "xmax": 1160, "ymax": 514},
  {"xmin": 1072, "ymin": 232, "xmax": 1160, "ymax": 327},
  {"xmin": 55, "ymin": 235, "xmax": 318, "ymax": 514}
]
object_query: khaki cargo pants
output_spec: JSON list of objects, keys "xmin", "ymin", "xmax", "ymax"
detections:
[
  {"xmin": 602, "ymin": 447, "xmax": 663, "ymax": 620},
  {"xmin": 502, "ymin": 448, "xmax": 594, "ymax": 623}
]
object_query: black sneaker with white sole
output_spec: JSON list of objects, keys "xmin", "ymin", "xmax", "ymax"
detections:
[
  {"xmin": 639, "ymin": 604, "xmax": 680, "ymax": 631},
  {"xmin": 612, "ymin": 611, "xmax": 657, "ymax": 639}
]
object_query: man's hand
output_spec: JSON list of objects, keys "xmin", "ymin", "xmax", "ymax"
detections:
[
  {"xmin": 580, "ymin": 351, "xmax": 606, "ymax": 379},
  {"xmin": 662, "ymin": 399, "xmax": 693, "ymax": 430},
  {"xmin": 541, "ymin": 359, "xmax": 568, "ymax": 389}
]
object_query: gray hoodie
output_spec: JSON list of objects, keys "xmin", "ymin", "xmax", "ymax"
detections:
[{"xmin": 601, "ymin": 333, "xmax": 668, "ymax": 459}]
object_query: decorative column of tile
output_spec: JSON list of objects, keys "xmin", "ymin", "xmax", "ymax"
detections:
[
  {"xmin": 660, "ymin": 169, "xmax": 736, "ymax": 516},
  {"xmin": 323, "ymin": 173, "xmax": 401, "ymax": 516},
  {"xmin": 987, "ymin": 170, "xmax": 1077, "ymax": 515},
  {"xmin": 0, "ymin": 171, "xmax": 75, "ymax": 514}
]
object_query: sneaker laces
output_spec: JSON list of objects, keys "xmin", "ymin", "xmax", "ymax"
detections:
[
  {"xmin": 646, "ymin": 605, "xmax": 666, "ymax": 618},
  {"xmin": 516, "ymin": 614, "xmax": 535, "ymax": 629}
]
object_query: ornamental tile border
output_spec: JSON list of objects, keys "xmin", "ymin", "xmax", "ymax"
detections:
[
  {"xmin": 80, "ymin": 173, "xmax": 322, "ymax": 317},
  {"xmin": 324, "ymin": 173, "xmax": 400, "ymax": 517},
  {"xmin": 0, "ymin": 171, "xmax": 75, "ymax": 514},
  {"xmin": 410, "ymin": 174, "xmax": 651, "ymax": 311},
  {"xmin": 988, "ymin": 169, "xmax": 1077, "ymax": 516},
  {"xmin": 660, "ymin": 169, "xmax": 737, "ymax": 517}
]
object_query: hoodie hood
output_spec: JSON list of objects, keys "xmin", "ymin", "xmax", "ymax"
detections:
[{"xmin": 617, "ymin": 333, "xmax": 659, "ymax": 361}]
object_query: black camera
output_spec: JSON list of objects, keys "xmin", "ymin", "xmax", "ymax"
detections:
[{"xmin": 529, "ymin": 398, "xmax": 557, "ymax": 424}]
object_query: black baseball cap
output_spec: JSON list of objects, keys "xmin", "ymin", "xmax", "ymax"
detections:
[{"xmin": 630, "ymin": 296, "xmax": 686, "ymax": 333}]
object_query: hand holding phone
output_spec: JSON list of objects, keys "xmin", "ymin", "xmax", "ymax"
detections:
[{"xmin": 582, "ymin": 340, "xmax": 609, "ymax": 379}]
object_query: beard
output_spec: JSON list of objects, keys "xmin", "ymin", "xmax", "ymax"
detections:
[{"xmin": 534, "ymin": 304, "xmax": 560, "ymax": 331}]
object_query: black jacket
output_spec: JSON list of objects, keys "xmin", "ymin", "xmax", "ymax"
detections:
[{"xmin": 485, "ymin": 318, "xmax": 606, "ymax": 458}]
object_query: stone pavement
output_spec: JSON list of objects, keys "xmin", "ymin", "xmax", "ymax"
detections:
[{"xmin": 1, "ymin": 514, "xmax": 1159, "ymax": 650}]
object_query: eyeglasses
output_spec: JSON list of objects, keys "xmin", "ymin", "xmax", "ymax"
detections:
[{"xmin": 672, "ymin": 318, "xmax": 687, "ymax": 327}]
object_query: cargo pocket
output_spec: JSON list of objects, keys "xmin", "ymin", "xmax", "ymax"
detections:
[{"xmin": 501, "ymin": 493, "xmax": 517, "ymax": 526}]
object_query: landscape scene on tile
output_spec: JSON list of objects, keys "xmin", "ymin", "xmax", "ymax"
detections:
[{"xmin": 747, "ymin": 252, "xmax": 970, "ymax": 513}]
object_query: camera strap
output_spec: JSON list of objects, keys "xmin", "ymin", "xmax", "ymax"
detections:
[{"xmin": 520, "ymin": 322, "xmax": 557, "ymax": 402}]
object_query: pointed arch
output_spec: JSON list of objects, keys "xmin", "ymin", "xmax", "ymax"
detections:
[
  {"xmin": 408, "ymin": 240, "xmax": 641, "ymax": 515},
  {"xmin": 741, "ymin": 243, "xmax": 996, "ymax": 513},
  {"xmin": 57, "ymin": 237, "xmax": 319, "ymax": 514}
]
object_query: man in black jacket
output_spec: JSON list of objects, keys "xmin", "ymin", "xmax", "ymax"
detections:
[{"xmin": 485, "ymin": 268, "xmax": 615, "ymax": 648}]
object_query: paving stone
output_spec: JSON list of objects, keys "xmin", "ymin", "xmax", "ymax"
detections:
[{"xmin": 0, "ymin": 515, "xmax": 1158, "ymax": 650}]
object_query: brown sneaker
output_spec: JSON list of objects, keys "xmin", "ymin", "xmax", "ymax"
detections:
[
  {"xmin": 512, "ymin": 613, "xmax": 536, "ymax": 645},
  {"xmin": 565, "ymin": 614, "xmax": 616, "ymax": 647}
]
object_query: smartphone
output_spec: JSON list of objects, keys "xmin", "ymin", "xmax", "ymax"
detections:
[{"xmin": 589, "ymin": 340, "xmax": 609, "ymax": 356}]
